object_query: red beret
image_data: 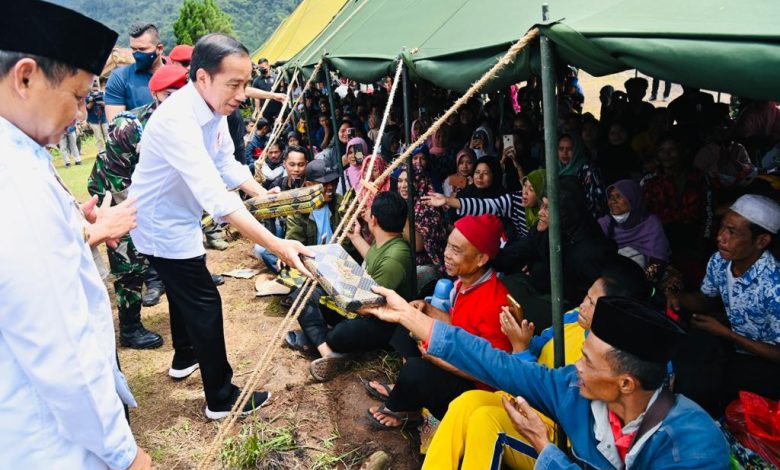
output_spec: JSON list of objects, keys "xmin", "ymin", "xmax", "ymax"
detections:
[
  {"xmin": 454, "ymin": 214, "xmax": 503, "ymax": 259},
  {"xmin": 169, "ymin": 44, "xmax": 193, "ymax": 63},
  {"xmin": 148, "ymin": 64, "xmax": 188, "ymax": 93}
]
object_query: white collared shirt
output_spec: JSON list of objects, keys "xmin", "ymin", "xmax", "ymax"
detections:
[
  {"xmin": 129, "ymin": 82, "xmax": 252, "ymax": 259},
  {"xmin": 0, "ymin": 117, "xmax": 137, "ymax": 469}
]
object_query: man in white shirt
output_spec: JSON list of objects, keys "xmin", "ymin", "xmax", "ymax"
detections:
[
  {"xmin": 0, "ymin": 2, "xmax": 151, "ymax": 468},
  {"xmin": 129, "ymin": 33, "xmax": 313, "ymax": 419}
]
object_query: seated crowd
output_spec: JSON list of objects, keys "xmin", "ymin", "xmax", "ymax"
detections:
[{"xmin": 242, "ymin": 67, "xmax": 779, "ymax": 468}]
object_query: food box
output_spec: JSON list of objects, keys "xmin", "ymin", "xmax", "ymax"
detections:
[
  {"xmin": 302, "ymin": 244, "xmax": 386, "ymax": 311},
  {"xmin": 246, "ymin": 184, "xmax": 323, "ymax": 210},
  {"xmin": 202, "ymin": 185, "xmax": 325, "ymax": 227}
]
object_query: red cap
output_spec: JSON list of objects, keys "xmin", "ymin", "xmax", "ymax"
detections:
[
  {"xmin": 148, "ymin": 64, "xmax": 188, "ymax": 93},
  {"xmin": 169, "ymin": 44, "xmax": 193, "ymax": 63},
  {"xmin": 454, "ymin": 214, "xmax": 503, "ymax": 259}
]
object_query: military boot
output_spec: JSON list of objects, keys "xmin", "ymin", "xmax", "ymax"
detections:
[{"xmin": 118, "ymin": 306, "xmax": 163, "ymax": 349}]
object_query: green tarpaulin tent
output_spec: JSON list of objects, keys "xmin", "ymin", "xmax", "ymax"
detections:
[{"xmin": 284, "ymin": 0, "xmax": 780, "ymax": 100}]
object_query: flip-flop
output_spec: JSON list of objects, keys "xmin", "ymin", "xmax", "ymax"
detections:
[
  {"xmin": 359, "ymin": 376, "xmax": 393, "ymax": 402},
  {"xmin": 284, "ymin": 330, "xmax": 317, "ymax": 357},
  {"xmin": 365, "ymin": 405, "xmax": 419, "ymax": 431},
  {"xmin": 309, "ymin": 353, "xmax": 349, "ymax": 382}
]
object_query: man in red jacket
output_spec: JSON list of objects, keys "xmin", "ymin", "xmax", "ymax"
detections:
[{"xmin": 366, "ymin": 213, "xmax": 512, "ymax": 429}]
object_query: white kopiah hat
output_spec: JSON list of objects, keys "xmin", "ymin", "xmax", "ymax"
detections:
[{"xmin": 730, "ymin": 194, "xmax": 780, "ymax": 234}]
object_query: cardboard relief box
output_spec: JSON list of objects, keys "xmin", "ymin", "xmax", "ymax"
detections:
[{"xmin": 302, "ymin": 244, "xmax": 386, "ymax": 312}]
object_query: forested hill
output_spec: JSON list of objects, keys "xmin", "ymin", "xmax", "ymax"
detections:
[{"xmin": 50, "ymin": 0, "xmax": 300, "ymax": 52}]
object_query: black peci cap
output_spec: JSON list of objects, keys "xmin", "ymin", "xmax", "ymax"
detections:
[
  {"xmin": 1, "ymin": 1, "xmax": 118, "ymax": 76},
  {"xmin": 590, "ymin": 296, "xmax": 686, "ymax": 364}
]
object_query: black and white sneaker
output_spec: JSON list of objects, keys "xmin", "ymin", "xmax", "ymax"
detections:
[
  {"xmin": 205, "ymin": 391, "xmax": 272, "ymax": 420},
  {"xmin": 168, "ymin": 355, "xmax": 199, "ymax": 380}
]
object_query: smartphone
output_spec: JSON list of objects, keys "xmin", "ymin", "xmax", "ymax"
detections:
[
  {"xmin": 506, "ymin": 294, "xmax": 523, "ymax": 324},
  {"xmin": 347, "ymin": 127, "xmax": 357, "ymax": 139},
  {"xmin": 354, "ymin": 151, "xmax": 364, "ymax": 164},
  {"xmin": 502, "ymin": 134, "xmax": 514, "ymax": 151}
]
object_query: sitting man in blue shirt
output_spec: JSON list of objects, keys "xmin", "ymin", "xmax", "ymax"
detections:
[
  {"xmin": 670, "ymin": 194, "xmax": 780, "ymax": 411},
  {"xmin": 362, "ymin": 291, "xmax": 729, "ymax": 469}
]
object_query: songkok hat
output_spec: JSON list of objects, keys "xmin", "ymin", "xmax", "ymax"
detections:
[
  {"xmin": 1, "ymin": 1, "xmax": 117, "ymax": 76},
  {"xmin": 169, "ymin": 44, "xmax": 193, "ymax": 63},
  {"xmin": 454, "ymin": 214, "xmax": 503, "ymax": 260},
  {"xmin": 730, "ymin": 194, "xmax": 780, "ymax": 234},
  {"xmin": 148, "ymin": 64, "xmax": 188, "ymax": 93},
  {"xmin": 591, "ymin": 296, "xmax": 685, "ymax": 364}
]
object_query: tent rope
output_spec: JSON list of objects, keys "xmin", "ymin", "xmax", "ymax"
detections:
[
  {"xmin": 198, "ymin": 26, "xmax": 540, "ymax": 469},
  {"xmin": 252, "ymin": 67, "xmax": 300, "ymax": 177},
  {"xmin": 253, "ymin": 59, "xmax": 324, "ymax": 181}
]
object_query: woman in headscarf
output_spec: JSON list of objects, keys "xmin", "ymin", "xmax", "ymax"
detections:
[
  {"xmin": 495, "ymin": 177, "xmax": 617, "ymax": 331},
  {"xmin": 411, "ymin": 118, "xmax": 433, "ymax": 148},
  {"xmin": 424, "ymin": 168, "xmax": 544, "ymax": 242},
  {"xmin": 457, "ymin": 155, "xmax": 504, "ymax": 199},
  {"xmin": 380, "ymin": 126, "xmax": 401, "ymax": 164},
  {"xmin": 442, "ymin": 149, "xmax": 476, "ymax": 197},
  {"xmin": 397, "ymin": 166, "xmax": 448, "ymax": 291},
  {"xmin": 598, "ymin": 179, "xmax": 670, "ymax": 269},
  {"xmin": 357, "ymin": 154, "xmax": 390, "ymax": 209},
  {"xmin": 557, "ymin": 133, "xmax": 587, "ymax": 177},
  {"xmin": 344, "ymin": 137, "xmax": 369, "ymax": 189}
]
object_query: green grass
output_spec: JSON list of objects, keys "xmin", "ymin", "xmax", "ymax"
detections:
[
  {"xmin": 51, "ymin": 135, "xmax": 100, "ymax": 202},
  {"xmin": 220, "ymin": 418, "xmax": 298, "ymax": 469}
]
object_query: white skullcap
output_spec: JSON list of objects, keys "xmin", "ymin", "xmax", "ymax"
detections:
[{"xmin": 730, "ymin": 194, "xmax": 780, "ymax": 234}]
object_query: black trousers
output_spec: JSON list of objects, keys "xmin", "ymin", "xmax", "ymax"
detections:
[
  {"xmin": 385, "ymin": 357, "xmax": 475, "ymax": 420},
  {"xmin": 296, "ymin": 286, "xmax": 397, "ymax": 353},
  {"xmin": 148, "ymin": 255, "xmax": 235, "ymax": 408}
]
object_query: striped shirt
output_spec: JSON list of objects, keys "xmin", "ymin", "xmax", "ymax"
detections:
[{"xmin": 457, "ymin": 191, "xmax": 529, "ymax": 238}]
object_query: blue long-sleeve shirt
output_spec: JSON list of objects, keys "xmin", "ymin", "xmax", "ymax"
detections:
[{"xmin": 426, "ymin": 322, "xmax": 729, "ymax": 469}]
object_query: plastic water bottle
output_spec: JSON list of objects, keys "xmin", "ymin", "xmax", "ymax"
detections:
[{"xmin": 425, "ymin": 279, "xmax": 454, "ymax": 313}]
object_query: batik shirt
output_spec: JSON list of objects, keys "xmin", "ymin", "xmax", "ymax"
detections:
[
  {"xmin": 87, "ymin": 102, "xmax": 155, "ymax": 203},
  {"xmin": 700, "ymin": 250, "xmax": 780, "ymax": 348}
]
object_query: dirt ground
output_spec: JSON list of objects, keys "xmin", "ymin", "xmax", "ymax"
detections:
[
  {"xmin": 114, "ymin": 69, "xmax": 730, "ymax": 469},
  {"xmin": 118, "ymin": 238, "xmax": 421, "ymax": 469}
]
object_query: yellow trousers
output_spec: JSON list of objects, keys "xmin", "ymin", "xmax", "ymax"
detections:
[{"xmin": 422, "ymin": 390, "xmax": 555, "ymax": 470}]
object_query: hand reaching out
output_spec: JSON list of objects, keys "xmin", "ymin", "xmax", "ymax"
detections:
[{"xmin": 421, "ymin": 192, "xmax": 447, "ymax": 207}]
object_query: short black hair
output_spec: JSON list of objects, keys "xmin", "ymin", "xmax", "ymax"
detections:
[
  {"xmin": 258, "ymin": 57, "xmax": 269, "ymax": 64},
  {"xmin": 284, "ymin": 144, "xmax": 310, "ymax": 162},
  {"xmin": 600, "ymin": 256, "xmax": 651, "ymax": 302},
  {"xmin": 0, "ymin": 51, "xmax": 77, "ymax": 85},
  {"xmin": 606, "ymin": 348, "xmax": 668, "ymax": 390},
  {"xmin": 371, "ymin": 192, "xmax": 407, "ymax": 233},
  {"xmin": 189, "ymin": 33, "xmax": 249, "ymax": 82},
  {"xmin": 129, "ymin": 23, "xmax": 160, "ymax": 43}
]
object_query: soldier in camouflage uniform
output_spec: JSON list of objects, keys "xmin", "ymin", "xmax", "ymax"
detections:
[{"xmin": 88, "ymin": 100, "xmax": 164, "ymax": 349}]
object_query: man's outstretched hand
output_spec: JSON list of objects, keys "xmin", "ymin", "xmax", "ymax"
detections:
[{"xmin": 272, "ymin": 239, "xmax": 315, "ymax": 278}]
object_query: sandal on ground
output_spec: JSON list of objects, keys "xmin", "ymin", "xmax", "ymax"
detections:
[
  {"xmin": 284, "ymin": 330, "xmax": 317, "ymax": 357},
  {"xmin": 365, "ymin": 405, "xmax": 420, "ymax": 431},
  {"xmin": 309, "ymin": 353, "xmax": 349, "ymax": 382},
  {"xmin": 359, "ymin": 376, "xmax": 393, "ymax": 402}
]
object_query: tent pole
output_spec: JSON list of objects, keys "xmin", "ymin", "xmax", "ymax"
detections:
[
  {"xmin": 499, "ymin": 90, "xmax": 506, "ymax": 133},
  {"xmin": 401, "ymin": 56, "xmax": 418, "ymax": 296},
  {"xmin": 322, "ymin": 55, "xmax": 346, "ymax": 191},
  {"xmin": 298, "ymin": 65, "xmax": 317, "ymax": 156},
  {"xmin": 540, "ymin": 2, "xmax": 565, "ymax": 386},
  {"xmin": 541, "ymin": 3, "xmax": 567, "ymax": 451}
]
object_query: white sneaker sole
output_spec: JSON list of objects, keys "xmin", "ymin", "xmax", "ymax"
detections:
[
  {"xmin": 168, "ymin": 363, "xmax": 199, "ymax": 379},
  {"xmin": 204, "ymin": 392, "xmax": 272, "ymax": 420}
]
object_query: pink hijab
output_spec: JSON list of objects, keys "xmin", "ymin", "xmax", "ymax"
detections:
[{"xmin": 358, "ymin": 154, "xmax": 390, "ymax": 208}]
